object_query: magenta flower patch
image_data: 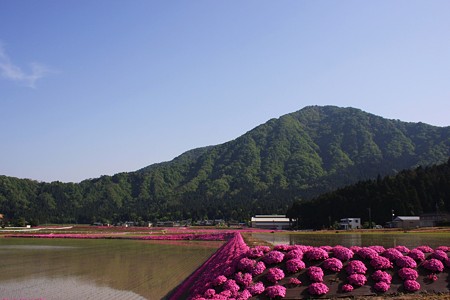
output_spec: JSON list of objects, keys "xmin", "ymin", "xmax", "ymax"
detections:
[
  {"xmin": 322, "ymin": 258, "xmax": 343, "ymax": 272},
  {"xmin": 251, "ymin": 261, "xmax": 266, "ymax": 276},
  {"xmin": 263, "ymin": 250, "xmax": 285, "ymax": 265},
  {"xmin": 307, "ymin": 266, "xmax": 324, "ymax": 282},
  {"xmin": 382, "ymin": 248, "xmax": 403, "ymax": 261},
  {"xmin": 348, "ymin": 273, "xmax": 367, "ymax": 287},
  {"xmin": 345, "ymin": 260, "xmax": 367, "ymax": 275},
  {"xmin": 341, "ymin": 284, "xmax": 353, "ymax": 292},
  {"xmin": 285, "ymin": 258, "xmax": 306, "ymax": 273},
  {"xmin": 247, "ymin": 282, "xmax": 264, "ymax": 296},
  {"xmin": 305, "ymin": 247, "xmax": 329, "ymax": 261},
  {"xmin": 396, "ymin": 256, "xmax": 417, "ymax": 268},
  {"xmin": 308, "ymin": 282, "xmax": 329, "ymax": 295},
  {"xmin": 431, "ymin": 250, "xmax": 448, "ymax": 262},
  {"xmin": 398, "ymin": 268, "xmax": 419, "ymax": 281},
  {"xmin": 370, "ymin": 256, "xmax": 393, "ymax": 270},
  {"xmin": 332, "ymin": 246, "xmax": 354, "ymax": 261},
  {"xmin": 373, "ymin": 281, "xmax": 390, "ymax": 292},
  {"xmin": 357, "ymin": 247, "xmax": 379, "ymax": 260},
  {"xmin": 371, "ymin": 270, "xmax": 392, "ymax": 283},
  {"xmin": 423, "ymin": 258, "xmax": 444, "ymax": 272},
  {"xmin": 265, "ymin": 285, "xmax": 286, "ymax": 298},
  {"xmin": 266, "ymin": 267, "xmax": 285, "ymax": 283},
  {"xmin": 408, "ymin": 249, "xmax": 425, "ymax": 262},
  {"xmin": 404, "ymin": 280, "xmax": 420, "ymax": 292}
]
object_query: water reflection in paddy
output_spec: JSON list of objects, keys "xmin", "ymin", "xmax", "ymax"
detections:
[{"xmin": 0, "ymin": 238, "xmax": 221, "ymax": 300}]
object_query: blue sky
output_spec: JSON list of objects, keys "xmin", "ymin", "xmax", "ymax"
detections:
[{"xmin": 1, "ymin": 1, "xmax": 449, "ymax": 183}]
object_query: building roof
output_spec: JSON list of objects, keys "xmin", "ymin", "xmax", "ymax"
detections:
[
  {"xmin": 251, "ymin": 217, "xmax": 290, "ymax": 222},
  {"xmin": 394, "ymin": 216, "xmax": 420, "ymax": 221}
]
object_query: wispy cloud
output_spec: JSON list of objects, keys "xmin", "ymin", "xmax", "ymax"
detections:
[{"xmin": 0, "ymin": 43, "xmax": 54, "ymax": 88}]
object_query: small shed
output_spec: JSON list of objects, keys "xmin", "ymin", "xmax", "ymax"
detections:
[{"xmin": 392, "ymin": 216, "xmax": 420, "ymax": 229}]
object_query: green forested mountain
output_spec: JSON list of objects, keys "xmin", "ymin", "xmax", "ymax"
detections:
[
  {"xmin": 1, "ymin": 106, "xmax": 449, "ymax": 224},
  {"xmin": 287, "ymin": 158, "xmax": 450, "ymax": 229}
]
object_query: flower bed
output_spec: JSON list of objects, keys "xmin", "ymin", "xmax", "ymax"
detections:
[{"xmin": 181, "ymin": 238, "xmax": 450, "ymax": 299}]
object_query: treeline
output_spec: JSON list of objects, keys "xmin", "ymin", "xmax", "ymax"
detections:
[{"xmin": 287, "ymin": 158, "xmax": 450, "ymax": 229}]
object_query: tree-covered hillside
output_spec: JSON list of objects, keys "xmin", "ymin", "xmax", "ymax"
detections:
[
  {"xmin": 1, "ymin": 106, "xmax": 449, "ymax": 224},
  {"xmin": 287, "ymin": 158, "xmax": 450, "ymax": 229}
]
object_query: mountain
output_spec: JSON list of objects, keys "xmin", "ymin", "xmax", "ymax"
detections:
[
  {"xmin": 287, "ymin": 158, "xmax": 450, "ymax": 229},
  {"xmin": 1, "ymin": 106, "xmax": 449, "ymax": 225}
]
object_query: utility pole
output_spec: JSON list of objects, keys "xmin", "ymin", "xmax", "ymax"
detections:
[{"xmin": 368, "ymin": 207, "xmax": 372, "ymax": 229}]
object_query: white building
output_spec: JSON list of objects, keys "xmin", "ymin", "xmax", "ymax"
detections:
[
  {"xmin": 339, "ymin": 218, "xmax": 361, "ymax": 230},
  {"xmin": 251, "ymin": 215, "xmax": 292, "ymax": 230}
]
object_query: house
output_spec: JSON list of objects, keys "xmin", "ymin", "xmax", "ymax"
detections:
[
  {"xmin": 339, "ymin": 218, "xmax": 361, "ymax": 230},
  {"xmin": 251, "ymin": 215, "xmax": 292, "ymax": 230},
  {"xmin": 391, "ymin": 216, "xmax": 420, "ymax": 229}
]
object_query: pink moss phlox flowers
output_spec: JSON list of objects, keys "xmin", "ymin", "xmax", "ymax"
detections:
[
  {"xmin": 247, "ymin": 282, "xmax": 265, "ymax": 296},
  {"xmin": 431, "ymin": 250, "xmax": 448, "ymax": 262},
  {"xmin": 371, "ymin": 270, "xmax": 392, "ymax": 283},
  {"xmin": 404, "ymin": 280, "xmax": 420, "ymax": 292},
  {"xmin": 368, "ymin": 245, "xmax": 386, "ymax": 254},
  {"xmin": 285, "ymin": 249, "xmax": 303, "ymax": 260},
  {"xmin": 422, "ymin": 258, "xmax": 444, "ymax": 272},
  {"xmin": 255, "ymin": 245, "xmax": 271, "ymax": 253},
  {"xmin": 345, "ymin": 260, "xmax": 367, "ymax": 275},
  {"xmin": 370, "ymin": 256, "xmax": 393, "ymax": 270},
  {"xmin": 436, "ymin": 246, "xmax": 450, "ymax": 252},
  {"xmin": 349, "ymin": 246, "xmax": 362, "ymax": 253},
  {"xmin": 223, "ymin": 279, "xmax": 240, "ymax": 297},
  {"xmin": 320, "ymin": 245, "xmax": 333, "ymax": 252},
  {"xmin": 285, "ymin": 258, "xmax": 306, "ymax": 273},
  {"xmin": 247, "ymin": 247, "xmax": 264, "ymax": 258},
  {"xmin": 234, "ymin": 272, "xmax": 253, "ymax": 287},
  {"xmin": 203, "ymin": 288, "xmax": 216, "ymax": 298},
  {"xmin": 322, "ymin": 258, "xmax": 343, "ymax": 272},
  {"xmin": 341, "ymin": 284, "xmax": 353, "ymax": 293},
  {"xmin": 263, "ymin": 250, "xmax": 285, "ymax": 265},
  {"xmin": 373, "ymin": 281, "xmax": 390, "ymax": 293},
  {"xmin": 266, "ymin": 267, "xmax": 285, "ymax": 283},
  {"xmin": 307, "ymin": 266, "xmax": 324, "ymax": 282},
  {"xmin": 394, "ymin": 245, "xmax": 410, "ymax": 254},
  {"xmin": 396, "ymin": 256, "xmax": 417, "ymax": 268},
  {"xmin": 427, "ymin": 273, "xmax": 438, "ymax": 282},
  {"xmin": 308, "ymin": 282, "xmax": 329, "ymax": 295},
  {"xmin": 213, "ymin": 275, "xmax": 228, "ymax": 286},
  {"xmin": 332, "ymin": 246, "xmax": 354, "ymax": 261},
  {"xmin": 238, "ymin": 257, "xmax": 256, "ymax": 272},
  {"xmin": 288, "ymin": 278, "xmax": 302, "ymax": 286},
  {"xmin": 237, "ymin": 289, "xmax": 252, "ymax": 300},
  {"xmin": 305, "ymin": 247, "xmax": 329, "ymax": 261},
  {"xmin": 265, "ymin": 285, "xmax": 286, "ymax": 298},
  {"xmin": 251, "ymin": 261, "xmax": 266, "ymax": 276},
  {"xmin": 382, "ymin": 248, "xmax": 403, "ymax": 261},
  {"xmin": 357, "ymin": 247, "xmax": 379, "ymax": 260},
  {"xmin": 414, "ymin": 245, "xmax": 434, "ymax": 253},
  {"xmin": 408, "ymin": 249, "xmax": 425, "ymax": 262},
  {"xmin": 398, "ymin": 268, "xmax": 419, "ymax": 281},
  {"xmin": 274, "ymin": 244, "xmax": 290, "ymax": 252},
  {"xmin": 295, "ymin": 245, "xmax": 313, "ymax": 252},
  {"xmin": 348, "ymin": 273, "xmax": 367, "ymax": 287}
]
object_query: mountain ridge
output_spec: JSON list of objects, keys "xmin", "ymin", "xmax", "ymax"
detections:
[{"xmin": 0, "ymin": 105, "xmax": 449, "ymax": 224}]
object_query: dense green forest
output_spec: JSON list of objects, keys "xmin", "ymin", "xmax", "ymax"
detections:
[
  {"xmin": 287, "ymin": 158, "xmax": 450, "ymax": 229},
  {"xmin": 1, "ymin": 106, "xmax": 449, "ymax": 225}
]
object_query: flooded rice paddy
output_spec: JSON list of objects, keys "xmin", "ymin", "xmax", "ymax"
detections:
[{"xmin": 0, "ymin": 238, "xmax": 221, "ymax": 300}]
